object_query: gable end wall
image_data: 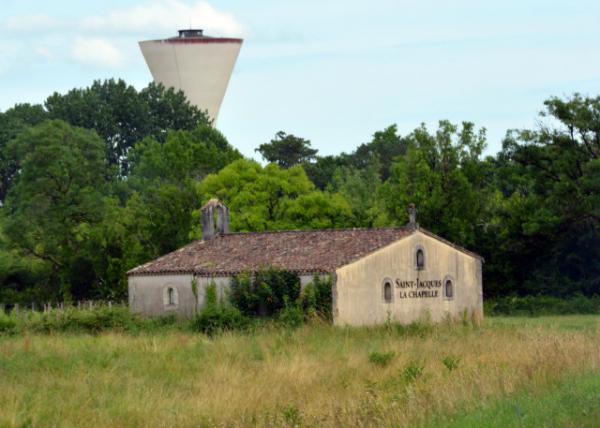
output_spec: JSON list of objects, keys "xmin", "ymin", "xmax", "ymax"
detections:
[{"xmin": 334, "ymin": 230, "xmax": 483, "ymax": 326}]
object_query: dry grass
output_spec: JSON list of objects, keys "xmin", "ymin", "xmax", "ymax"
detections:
[{"xmin": 1, "ymin": 316, "xmax": 599, "ymax": 427}]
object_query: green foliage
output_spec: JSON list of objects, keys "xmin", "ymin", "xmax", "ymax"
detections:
[
  {"xmin": 402, "ymin": 361, "xmax": 424, "ymax": 383},
  {"xmin": 191, "ymin": 282, "xmax": 247, "ymax": 336},
  {"xmin": 45, "ymin": 79, "xmax": 208, "ymax": 175},
  {"xmin": 382, "ymin": 121, "xmax": 489, "ymax": 247},
  {"xmin": 277, "ymin": 304, "xmax": 305, "ymax": 329},
  {"xmin": 281, "ymin": 405, "xmax": 303, "ymax": 426},
  {"xmin": 331, "ymin": 160, "xmax": 387, "ymax": 227},
  {"xmin": 391, "ymin": 320, "xmax": 435, "ymax": 338},
  {"xmin": 197, "ymin": 159, "xmax": 310, "ymax": 231},
  {"xmin": 368, "ymin": 350, "xmax": 396, "ymax": 367},
  {"xmin": 0, "ymin": 305, "xmax": 181, "ymax": 335},
  {"xmin": 483, "ymin": 94, "xmax": 600, "ymax": 297},
  {"xmin": 304, "ymin": 125, "xmax": 407, "ymax": 189},
  {"xmin": 256, "ymin": 131, "xmax": 318, "ymax": 168},
  {"xmin": 298, "ymin": 275, "xmax": 333, "ymax": 319},
  {"xmin": 485, "ymin": 295, "xmax": 600, "ymax": 316},
  {"xmin": 0, "ymin": 103, "xmax": 48, "ymax": 202},
  {"xmin": 442, "ymin": 355, "xmax": 460, "ymax": 371},
  {"xmin": 3, "ymin": 120, "xmax": 109, "ymax": 299},
  {"xmin": 197, "ymin": 159, "xmax": 352, "ymax": 232},
  {"xmin": 230, "ymin": 268, "xmax": 301, "ymax": 317},
  {"xmin": 0, "ymin": 311, "xmax": 16, "ymax": 334},
  {"xmin": 1, "ymin": 90, "xmax": 600, "ymax": 304},
  {"xmin": 123, "ymin": 125, "xmax": 241, "ymax": 261}
]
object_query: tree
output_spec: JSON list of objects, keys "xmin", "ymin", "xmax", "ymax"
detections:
[
  {"xmin": 3, "ymin": 121, "xmax": 109, "ymax": 299},
  {"xmin": 0, "ymin": 104, "xmax": 48, "ymax": 202},
  {"xmin": 382, "ymin": 121, "xmax": 489, "ymax": 247},
  {"xmin": 256, "ymin": 131, "xmax": 318, "ymax": 168},
  {"xmin": 303, "ymin": 125, "xmax": 408, "ymax": 189},
  {"xmin": 197, "ymin": 159, "xmax": 352, "ymax": 232},
  {"xmin": 45, "ymin": 79, "xmax": 209, "ymax": 175},
  {"xmin": 486, "ymin": 94, "xmax": 600, "ymax": 297},
  {"xmin": 331, "ymin": 160, "xmax": 387, "ymax": 227},
  {"xmin": 352, "ymin": 125, "xmax": 408, "ymax": 180},
  {"xmin": 122, "ymin": 125, "xmax": 242, "ymax": 262}
]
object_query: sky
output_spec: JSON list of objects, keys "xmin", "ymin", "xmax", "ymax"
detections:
[{"xmin": 1, "ymin": 0, "xmax": 599, "ymax": 158}]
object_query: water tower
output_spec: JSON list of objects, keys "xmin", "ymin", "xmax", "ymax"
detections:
[{"xmin": 139, "ymin": 29, "xmax": 243, "ymax": 123}]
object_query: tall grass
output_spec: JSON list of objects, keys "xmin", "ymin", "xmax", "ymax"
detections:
[
  {"xmin": 0, "ymin": 315, "xmax": 599, "ymax": 427},
  {"xmin": 0, "ymin": 304, "xmax": 182, "ymax": 335}
]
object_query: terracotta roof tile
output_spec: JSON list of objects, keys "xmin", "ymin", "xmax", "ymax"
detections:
[{"xmin": 127, "ymin": 228, "xmax": 414, "ymax": 276}]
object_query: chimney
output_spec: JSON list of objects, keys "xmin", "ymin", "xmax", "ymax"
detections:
[
  {"xmin": 201, "ymin": 199, "xmax": 229, "ymax": 241},
  {"xmin": 407, "ymin": 203, "xmax": 418, "ymax": 230}
]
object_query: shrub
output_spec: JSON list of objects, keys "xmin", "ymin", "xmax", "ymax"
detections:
[
  {"xmin": 442, "ymin": 355, "xmax": 460, "ymax": 371},
  {"xmin": 299, "ymin": 274, "xmax": 332, "ymax": 320},
  {"xmin": 278, "ymin": 304, "xmax": 305, "ymax": 329},
  {"xmin": 0, "ymin": 312, "xmax": 17, "ymax": 334},
  {"xmin": 485, "ymin": 295, "xmax": 600, "ymax": 316},
  {"xmin": 393, "ymin": 320, "xmax": 434, "ymax": 338},
  {"xmin": 368, "ymin": 350, "xmax": 396, "ymax": 367},
  {"xmin": 21, "ymin": 305, "xmax": 138, "ymax": 334},
  {"xmin": 230, "ymin": 268, "xmax": 301, "ymax": 317},
  {"xmin": 402, "ymin": 361, "xmax": 424, "ymax": 383},
  {"xmin": 191, "ymin": 304, "xmax": 247, "ymax": 336},
  {"xmin": 192, "ymin": 282, "xmax": 247, "ymax": 336}
]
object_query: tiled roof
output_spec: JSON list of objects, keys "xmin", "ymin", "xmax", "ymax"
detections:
[{"xmin": 127, "ymin": 228, "xmax": 414, "ymax": 277}]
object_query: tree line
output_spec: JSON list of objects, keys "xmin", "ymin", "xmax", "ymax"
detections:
[{"xmin": 0, "ymin": 78, "xmax": 598, "ymax": 302}]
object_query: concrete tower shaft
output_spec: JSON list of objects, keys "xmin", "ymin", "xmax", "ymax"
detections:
[{"xmin": 139, "ymin": 30, "xmax": 243, "ymax": 123}]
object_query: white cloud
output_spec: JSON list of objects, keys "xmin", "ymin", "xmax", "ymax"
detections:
[
  {"xmin": 70, "ymin": 38, "xmax": 125, "ymax": 68},
  {"xmin": 35, "ymin": 46, "xmax": 54, "ymax": 60},
  {"xmin": 2, "ymin": 14, "xmax": 62, "ymax": 32},
  {"xmin": 81, "ymin": 0, "xmax": 244, "ymax": 37},
  {"xmin": 0, "ymin": 1, "xmax": 243, "ymax": 70}
]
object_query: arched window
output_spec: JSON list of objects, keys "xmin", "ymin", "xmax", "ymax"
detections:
[
  {"xmin": 445, "ymin": 280, "xmax": 453, "ymax": 299},
  {"xmin": 163, "ymin": 286, "xmax": 179, "ymax": 308},
  {"xmin": 383, "ymin": 279, "xmax": 393, "ymax": 303},
  {"xmin": 416, "ymin": 248, "xmax": 425, "ymax": 270}
]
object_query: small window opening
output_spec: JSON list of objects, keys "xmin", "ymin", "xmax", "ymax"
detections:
[
  {"xmin": 445, "ymin": 280, "xmax": 453, "ymax": 299},
  {"xmin": 416, "ymin": 249, "xmax": 425, "ymax": 270},
  {"xmin": 168, "ymin": 287, "xmax": 175, "ymax": 305},
  {"xmin": 383, "ymin": 281, "xmax": 393, "ymax": 303}
]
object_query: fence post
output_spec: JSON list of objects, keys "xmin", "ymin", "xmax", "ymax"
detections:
[
  {"xmin": 15, "ymin": 303, "xmax": 19, "ymax": 315},
  {"xmin": 88, "ymin": 301, "xmax": 93, "ymax": 310},
  {"xmin": 77, "ymin": 301, "xmax": 81, "ymax": 310},
  {"xmin": 60, "ymin": 302, "xmax": 64, "ymax": 311}
]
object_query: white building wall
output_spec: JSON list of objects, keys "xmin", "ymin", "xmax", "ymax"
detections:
[
  {"xmin": 128, "ymin": 274, "xmax": 317, "ymax": 318},
  {"xmin": 334, "ymin": 230, "xmax": 483, "ymax": 326},
  {"xmin": 128, "ymin": 274, "xmax": 196, "ymax": 317}
]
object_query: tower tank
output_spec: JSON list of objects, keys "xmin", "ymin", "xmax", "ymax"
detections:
[{"xmin": 139, "ymin": 29, "xmax": 243, "ymax": 123}]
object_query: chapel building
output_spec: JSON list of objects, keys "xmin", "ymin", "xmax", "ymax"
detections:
[{"xmin": 127, "ymin": 199, "xmax": 484, "ymax": 325}]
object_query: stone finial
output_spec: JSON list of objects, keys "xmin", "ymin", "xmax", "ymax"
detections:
[
  {"xmin": 407, "ymin": 203, "xmax": 418, "ymax": 230},
  {"xmin": 201, "ymin": 198, "xmax": 230, "ymax": 241}
]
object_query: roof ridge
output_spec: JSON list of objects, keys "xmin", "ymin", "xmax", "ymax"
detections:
[{"xmin": 220, "ymin": 226, "xmax": 409, "ymax": 237}]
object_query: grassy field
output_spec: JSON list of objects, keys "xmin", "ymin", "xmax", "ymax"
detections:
[{"xmin": 1, "ymin": 315, "xmax": 599, "ymax": 427}]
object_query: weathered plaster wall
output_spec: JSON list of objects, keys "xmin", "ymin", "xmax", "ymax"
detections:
[
  {"xmin": 334, "ymin": 230, "xmax": 483, "ymax": 326},
  {"xmin": 128, "ymin": 274, "xmax": 318, "ymax": 318},
  {"xmin": 128, "ymin": 274, "xmax": 196, "ymax": 317}
]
